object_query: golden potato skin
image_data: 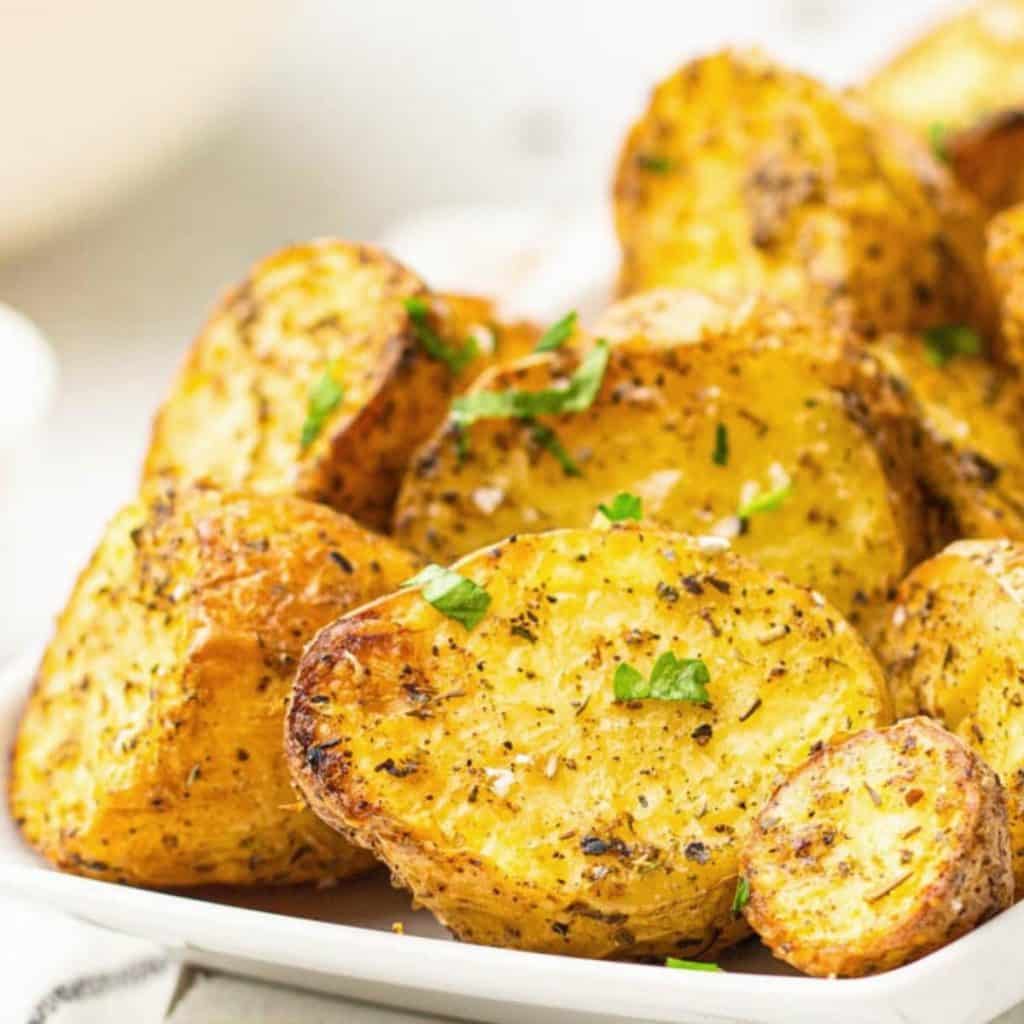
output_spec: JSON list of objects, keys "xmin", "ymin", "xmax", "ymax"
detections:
[
  {"xmin": 988, "ymin": 204, "xmax": 1024, "ymax": 370},
  {"xmin": 143, "ymin": 241, "xmax": 521, "ymax": 532},
  {"xmin": 865, "ymin": 0, "xmax": 1024, "ymax": 211},
  {"xmin": 878, "ymin": 539, "xmax": 1024, "ymax": 887},
  {"xmin": 394, "ymin": 298, "xmax": 927, "ymax": 632},
  {"xmin": 614, "ymin": 50, "xmax": 994, "ymax": 339},
  {"xmin": 287, "ymin": 527, "xmax": 890, "ymax": 959},
  {"xmin": 10, "ymin": 486, "xmax": 421, "ymax": 887},
  {"xmin": 741, "ymin": 718, "xmax": 1012, "ymax": 978},
  {"xmin": 869, "ymin": 333, "xmax": 1024, "ymax": 542}
]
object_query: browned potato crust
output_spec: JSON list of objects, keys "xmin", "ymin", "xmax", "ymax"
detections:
[
  {"xmin": 988, "ymin": 204, "xmax": 1024, "ymax": 370},
  {"xmin": 9, "ymin": 486, "xmax": 421, "ymax": 887},
  {"xmin": 287, "ymin": 527, "xmax": 890, "ymax": 959},
  {"xmin": 436, "ymin": 292, "xmax": 541, "ymax": 384},
  {"xmin": 143, "ymin": 241, "xmax": 530, "ymax": 532},
  {"xmin": 741, "ymin": 718, "xmax": 1012, "ymax": 978},
  {"xmin": 614, "ymin": 50, "xmax": 994, "ymax": 340},
  {"xmin": 394, "ymin": 296, "xmax": 928, "ymax": 632},
  {"xmin": 877, "ymin": 539, "xmax": 1024, "ymax": 888}
]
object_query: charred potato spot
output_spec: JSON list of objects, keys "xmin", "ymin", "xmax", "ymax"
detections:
[
  {"xmin": 878, "ymin": 539, "xmax": 1024, "ymax": 888},
  {"xmin": 394, "ymin": 296, "xmax": 926, "ymax": 631},
  {"xmin": 741, "ymin": 718, "xmax": 1012, "ymax": 978},
  {"xmin": 9, "ymin": 485, "xmax": 421, "ymax": 886},
  {"xmin": 286, "ymin": 527, "xmax": 890, "ymax": 959},
  {"xmin": 614, "ymin": 50, "xmax": 994, "ymax": 339}
]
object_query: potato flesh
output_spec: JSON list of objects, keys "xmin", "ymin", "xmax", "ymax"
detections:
[
  {"xmin": 394, "ymin": 335, "xmax": 914, "ymax": 628},
  {"xmin": 288, "ymin": 527, "xmax": 889, "ymax": 958},
  {"xmin": 742, "ymin": 718, "xmax": 1012, "ymax": 977}
]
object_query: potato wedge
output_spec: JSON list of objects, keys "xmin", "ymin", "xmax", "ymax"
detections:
[
  {"xmin": 9, "ymin": 485, "xmax": 421, "ymax": 887},
  {"xmin": 869, "ymin": 332, "xmax": 1024, "ymax": 541},
  {"xmin": 287, "ymin": 527, "xmax": 890, "ymax": 959},
  {"xmin": 394, "ymin": 297, "xmax": 927, "ymax": 632},
  {"xmin": 988, "ymin": 204, "xmax": 1024, "ymax": 370},
  {"xmin": 864, "ymin": 0, "xmax": 1024, "ymax": 211},
  {"xmin": 877, "ymin": 539, "xmax": 1024, "ymax": 887},
  {"xmin": 142, "ymin": 241, "xmax": 530, "ymax": 532},
  {"xmin": 741, "ymin": 718, "xmax": 1012, "ymax": 978},
  {"xmin": 614, "ymin": 50, "xmax": 994, "ymax": 339}
]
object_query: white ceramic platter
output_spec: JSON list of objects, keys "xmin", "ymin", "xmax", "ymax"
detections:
[{"xmin": 1, "ymin": 648, "xmax": 1021, "ymax": 1024}]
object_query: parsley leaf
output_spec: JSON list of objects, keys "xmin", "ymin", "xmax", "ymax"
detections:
[
  {"xmin": 404, "ymin": 296, "xmax": 477, "ymax": 374},
  {"xmin": 712, "ymin": 423, "xmax": 729, "ymax": 466},
  {"xmin": 666, "ymin": 957, "xmax": 722, "ymax": 972},
  {"xmin": 613, "ymin": 652, "xmax": 711, "ymax": 703},
  {"xmin": 737, "ymin": 480, "xmax": 792, "ymax": 518},
  {"xmin": 402, "ymin": 564, "xmax": 491, "ymax": 630},
  {"xmin": 637, "ymin": 154, "xmax": 676, "ymax": 173},
  {"xmin": 732, "ymin": 876, "xmax": 750, "ymax": 917},
  {"xmin": 922, "ymin": 324, "xmax": 981, "ymax": 368},
  {"xmin": 300, "ymin": 368, "xmax": 344, "ymax": 451},
  {"xmin": 598, "ymin": 492, "xmax": 643, "ymax": 522},
  {"xmin": 929, "ymin": 121, "xmax": 948, "ymax": 163},
  {"xmin": 529, "ymin": 422, "xmax": 580, "ymax": 476},
  {"xmin": 535, "ymin": 311, "xmax": 578, "ymax": 353},
  {"xmin": 451, "ymin": 340, "xmax": 610, "ymax": 432}
]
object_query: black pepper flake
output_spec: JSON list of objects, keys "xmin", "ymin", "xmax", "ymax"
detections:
[
  {"xmin": 691, "ymin": 723, "xmax": 713, "ymax": 745},
  {"xmin": 656, "ymin": 581, "xmax": 680, "ymax": 603},
  {"xmin": 329, "ymin": 551, "xmax": 354, "ymax": 573},
  {"xmin": 510, "ymin": 623, "xmax": 538, "ymax": 643},
  {"xmin": 738, "ymin": 698, "xmax": 762, "ymax": 723},
  {"xmin": 680, "ymin": 575, "xmax": 704, "ymax": 596},
  {"xmin": 705, "ymin": 576, "xmax": 731, "ymax": 594},
  {"xmin": 236, "ymin": 748, "xmax": 250, "ymax": 762},
  {"xmin": 684, "ymin": 841, "xmax": 710, "ymax": 864},
  {"xmin": 306, "ymin": 739, "xmax": 341, "ymax": 769},
  {"xmin": 580, "ymin": 835, "xmax": 631, "ymax": 857},
  {"xmin": 551, "ymin": 921, "xmax": 570, "ymax": 936},
  {"xmin": 375, "ymin": 758, "xmax": 419, "ymax": 778}
]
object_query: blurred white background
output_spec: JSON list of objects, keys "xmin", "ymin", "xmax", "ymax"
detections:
[{"xmin": 1, "ymin": 0, "xmax": 952, "ymax": 659}]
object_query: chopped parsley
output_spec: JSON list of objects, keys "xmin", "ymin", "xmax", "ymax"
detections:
[
  {"xmin": 300, "ymin": 368, "xmax": 344, "ymax": 451},
  {"xmin": 535, "ymin": 310, "xmax": 578, "ymax": 353},
  {"xmin": 928, "ymin": 121, "xmax": 948, "ymax": 163},
  {"xmin": 529, "ymin": 422, "xmax": 580, "ymax": 476},
  {"xmin": 712, "ymin": 423, "xmax": 729, "ymax": 466},
  {"xmin": 666, "ymin": 957, "xmax": 722, "ymax": 972},
  {"xmin": 402, "ymin": 564, "xmax": 491, "ymax": 630},
  {"xmin": 637, "ymin": 154, "xmax": 676, "ymax": 173},
  {"xmin": 738, "ymin": 479, "xmax": 792, "ymax": 518},
  {"xmin": 732, "ymin": 876, "xmax": 750, "ymax": 917},
  {"xmin": 404, "ymin": 296, "xmax": 477, "ymax": 374},
  {"xmin": 922, "ymin": 324, "xmax": 981, "ymax": 368},
  {"xmin": 613, "ymin": 652, "xmax": 710, "ymax": 703},
  {"xmin": 598, "ymin": 492, "xmax": 643, "ymax": 522}
]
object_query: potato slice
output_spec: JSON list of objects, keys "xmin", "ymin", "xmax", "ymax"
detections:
[
  {"xmin": 741, "ymin": 718, "xmax": 1012, "ymax": 978},
  {"xmin": 394, "ymin": 297, "xmax": 927, "ymax": 632},
  {"xmin": 143, "ymin": 241, "xmax": 530, "ymax": 531},
  {"xmin": 869, "ymin": 332, "xmax": 1024, "ymax": 541},
  {"xmin": 614, "ymin": 50, "xmax": 993, "ymax": 339},
  {"xmin": 878, "ymin": 539, "xmax": 1024, "ymax": 887},
  {"xmin": 9, "ymin": 485, "xmax": 420, "ymax": 887},
  {"xmin": 287, "ymin": 527, "xmax": 890, "ymax": 959},
  {"xmin": 864, "ymin": 0, "xmax": 1024, "ymax": 211},
  {"xmin": 988, "ymin": 204, "xmax": 1024, "ymax": 371}
]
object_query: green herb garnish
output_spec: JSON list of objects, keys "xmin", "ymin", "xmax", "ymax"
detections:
[
  {"xmin": 404, "ymin": 296, "xmax": 477, "ymax": 374},
  {"xmin": 637, "ymin": 154, "xmax": 676, "ymax": 173},
  {"xmin": 613, "ymin": 652, "xmax": 710, "ymax": 703},
  {"xmin": 712, "ymin": 423, "xmax": 729, "ymax": 466},
  {"xmin": 929, "ymin": 121, "xmax": 948, "ymax": 163},
  {"xmin": 732, "ymin": 876, "xmax": 750, "ymax": 917},
  {"xmin": 402, "ymin": 564, "xmax": 491, "ymax": 630},
  {"xmin": 300, "ymin": 368, "xmax": 344, "ymax": 451},
  {"xmin": 737, "ymin": 479, "xmax": 792, "ymax": 518},
  {"xmin": 598, "ymin": 492, "xmax": 643, "ymax": 522},
  {"xmin": 535, "ymin": 311, "xmax": 578, "ymax": 353},
  {"xmin": 666, "ymin": 957, "xmax": 722, "ymax": 972},
  {"xmin": 529, "ymin": 422, "xmax": 580, "ymax": 476},
  {"xmin": 922, "ymin": 324, "xmax": 981, "ymax": 368}
]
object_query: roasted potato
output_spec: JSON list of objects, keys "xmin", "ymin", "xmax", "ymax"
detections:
[
  {"xmin": 864, "ymin": 0, "xmax": 1024, "ymax": 211},
  {"xmin": 988, "ymin": 204, "xmax": 1024, "ymax": 370},
  {"xmin": 394, "ymin": 296, "xmax": 927, "ymax": 632},
  {"xmin": 878, "ymin": 539, "xmax": 1024, "ymax": 887},
  {"xmin": 287, "ymin": 527, "xmax": 891, "ymax": 959},
  {"xmin": 143, "ymin": 240, "xmax": 534, "ymax": 532},
  {"xmin": 614, "ymin": 50, "xmax": 994, "ymax": 340},
  {"xmin": 9, "ymin": 485, "xmax": 421, "ymax": 887},
  {"xmin": 869, "ymin": 332, "xmax": 1024, "ymax": 541},
  {"xmin": 741, "ymin": 717, "xmax": 1012, "ymax": 978}
]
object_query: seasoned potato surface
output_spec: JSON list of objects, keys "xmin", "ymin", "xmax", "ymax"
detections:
[
  {"xmin": 287, "ymin": 527, "xmax": 890, "ymax": 959},
  {"xmin": 741, "ymin": 718, "xmax": 1012, "ymax": 977},
  {"xmin": 10, "ymin": 486, "xmax": 420, "ymax": 886},
  {"xmin": 988, "ymin": 204, "xmax": 1024, "ymax": 370}
]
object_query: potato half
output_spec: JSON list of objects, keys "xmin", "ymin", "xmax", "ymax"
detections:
[
  {"xmin": 143, "ymin": 241, "xmax": 533, "ymax": 531},
  {"xmin": 614, "ymin": 49, "xmax": 993, "ymax": 339},
  {"xmin": 988, "ymin": 204, "xmax": 1024, "ymax": 371},
  {"xmin": 287, "ymin": 527, "xmax": 890, "ymax": 959},
  {"xmin": 741, "ymin": 718, "xmax": 1012, "ymax": 978},
  {"xmin": 878, "ymin": 539, "xmax": 1024, "ymax": 888},
  {"xmin": 394, "ymin": 298, "xmax": 927, "ymax": 632},
  {"xmin": 9, "ymin": 486, "xmax": 420, "ymax": 887}
]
